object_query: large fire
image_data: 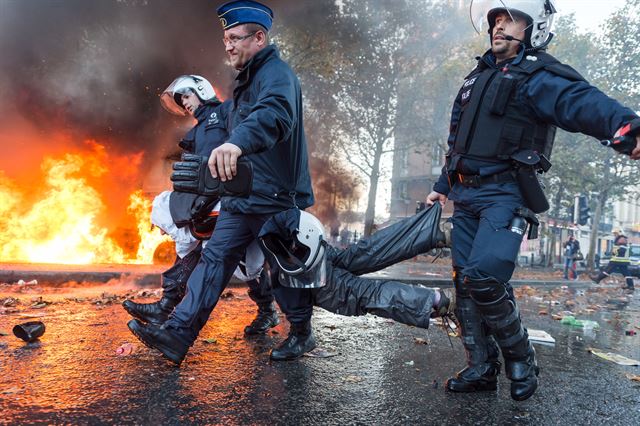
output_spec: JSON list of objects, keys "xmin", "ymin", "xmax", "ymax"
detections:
[{"xmin": 0, "ymin": 141, "xmax": 171, "ymax": 264}]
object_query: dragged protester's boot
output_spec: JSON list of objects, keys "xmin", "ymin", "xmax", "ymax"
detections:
[
  {"xmin": 446, "ymin": 294, "xmax": 501, "ymax": 393},
  {"xmin": 244, "ymin": 302, "xmax": 280, "ymax": 335},
  {"xmin": 623, "ymin": 277, "xmax": 635, "ymax": 291},
  {"xmin": 127, "ymin": 319, "xmax": 190, "ymax": 366},
  {"xmin": 123, "ymin": 296, "xmax": 180, "ymax": 325},
  {"xmin": 468, "ymin": 279, "xmax": 539, "ymax": 401},
  {"xmin": 122, "ymin": 248, "xmax": 201, "ymax": 324},
  {"xmin": 589, "ymin": 271, "xmax": 607, "ymax": 283},
  {"xmin": 270, "ymin": 321, "xmax": 316, "ymax": 361},
  {"xmin": 431, "ymin": 288, "xmax": 456, "ymax": 318}
]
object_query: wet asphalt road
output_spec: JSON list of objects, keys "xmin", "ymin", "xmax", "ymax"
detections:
[{"xmin": 1, "ymin": 282, "xmax": 639, "ymax": 425}]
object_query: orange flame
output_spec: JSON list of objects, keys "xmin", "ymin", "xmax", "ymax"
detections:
[{"xmin": 0, "ymin": 142, "xmax": 171, "ymax": 264}]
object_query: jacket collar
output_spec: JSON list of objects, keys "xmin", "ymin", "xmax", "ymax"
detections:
[
  {"xmin": 235, "ymin": 44, "xmax": 279, "ymax": 88},
  {"xmin": 193, "ymin": 100, "xmax": 220, "ymax": 123}
]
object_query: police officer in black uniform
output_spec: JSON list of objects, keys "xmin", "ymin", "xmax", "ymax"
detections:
[
  {"xmin": 122, "ymin": 74, "xmax": 279, "ymax": 334},
  {"xmin": 127, "ymin": 0, "xmax": 316, "ymax": 365},
  {"xmin": 426, "ymin": 0, "xmax": 640, "ymax": 401}
]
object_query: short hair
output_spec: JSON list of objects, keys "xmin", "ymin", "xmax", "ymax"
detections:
[{"xmin": 244, "ymin": 23, "xmax": 269, "ymax": 44}]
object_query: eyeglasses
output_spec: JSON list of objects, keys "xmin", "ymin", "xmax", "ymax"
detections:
[{"xmin": 222, "ymin": 32, "xmax": 257, "ymax": 46}]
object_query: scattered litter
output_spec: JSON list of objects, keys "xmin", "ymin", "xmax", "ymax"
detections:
[
  {"xmin": 588, "ymin": 348, "xmax": 640, "ymax": 366},
  {"xmin": 342, "ymin": 375, "xmax": 364, "ymax": 383},
  {"xmin": 304, "ymin": 348, "xmax": 338, "ymax": 358},
  {"xmin": 17, "ymin": 279, "xmax": 38, "ymax": 286},
  {"xmin": 625, "ymin": 330, "xmax": 636, "ymax": 336},
  {"xmin": 627, "ymin": 374, "xmax": 640, "ymax": 382},
  {"xmin": 538, "ymin": 310, "xmax": 548, "ymax": 316},
  {"xmin": 17, "ymin": 313, "xmax": 46, "ymax": 319},
  {"xmin": 115, "ymin": 343, "xmax": 136, "ymax": 356},
  {"xmin": 551, "ymin": 314, "xmax": 564, "ymax": 321},
  {"xmin": 404, "ymin": 360, "xmax": 415, "ymax": 366},
  {"xmin": 1, "ymin": 298, "xmax": 18, "ymax": 307},
  {"xmin": 13, "ymin": 321, "xmax": 45, "ymax": 343},
  {"xmin": 220, "ymin": 290, "xmax": 236, "ymax": 299},
  {"xmin": 414, "ymin": 337, "xmax": 429, "ymax": 345},
  {"xmin": 0, "ymin": 330, "xmax": 8, "ymax": 336},
  {"xmin": 188, "ymin": 377, "xmax": 195, "ymax": 381},
  {"xmin": 203, "ymin": 338, "xmax": 218, "ymax": 344},
  {"xmin": 528, "ymin": 329, "xmax": 556, "ymax": 345},
  {"xmin": 135, "ymin": 288, "xmax": 162, "ymax": 298},
  {"xmin": 561, "ymin": 316, "xmax": 600, "ymax": 329}
]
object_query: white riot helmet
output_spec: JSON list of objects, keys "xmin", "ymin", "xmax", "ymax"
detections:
[
  {"xmin": 160, "ymin": 75, "xmax": 219, "ymax": 116},
  {"xmin": 470, "ymin": 0, "xmax": 557, "ymax": 49},
  {"xmin": 260, "ymin": 211, "xmax": 327, "ymax": 288}
]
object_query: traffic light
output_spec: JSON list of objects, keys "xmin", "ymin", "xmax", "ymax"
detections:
[{"xmin": 578, "ymin": 195, "xmax": 590, "ymax": 225}]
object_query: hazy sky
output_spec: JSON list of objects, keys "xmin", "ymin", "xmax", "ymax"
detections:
[{"xmin": 556, "ymin": 0, "xmax": 628, "ymax": 33}]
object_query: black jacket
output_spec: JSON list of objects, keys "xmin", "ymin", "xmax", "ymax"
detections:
[{"xmin": 222, "ymin": 45, "xmax": 314, "ymax": 214}]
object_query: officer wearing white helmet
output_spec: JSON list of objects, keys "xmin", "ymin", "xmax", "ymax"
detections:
[
  {"xmin": 426, "ymin": 0, "xmax": 640, "ymax": 401},
  {"xmin": 123, "ymin": 74, "xmax": 280, "ymax": 336}
]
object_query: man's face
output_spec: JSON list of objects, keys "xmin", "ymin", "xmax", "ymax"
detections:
[
  {"xmin": 223, "ymin": 25, "xmax": 263, "ymax": 70},
  {"xmin": 491, "ymin": 12, "xmax": 528, "ymax": 61},
  {"xmin": 180, "ymin": 91, "xmax": 202, "ymax": 116}
]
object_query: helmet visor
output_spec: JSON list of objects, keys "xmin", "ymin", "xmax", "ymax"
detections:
[
  {"xmin": 276, "ymin": 255, "xmax": 327, "ymax": 289},
  {"xmin": 160, "ymin": 76, "xmax": 199, "ymax": 116},
  {"xmin": 470, "ymin": 0, "xmax": 529, "ymax": 34}
]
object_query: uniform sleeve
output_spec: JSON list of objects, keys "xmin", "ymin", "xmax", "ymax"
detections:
[
  {"xmin": 227, "ymin": 68, "xmax": 297, "ymax": 155},
  {"xmin": 432, "ymin": 93, "xmax": 462, "ymax": 196},
  {"xmin": 521, "ymin": 71, "xmax": 638, "ymax": 141}
]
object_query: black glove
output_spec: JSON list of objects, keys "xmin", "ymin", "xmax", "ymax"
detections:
[
  {"xmin": 191, "ymin": 195, "xmax": 219, "ymax": 222},
  {"xmin": 602, "ymin": 117, "xmax": 640, "ymax": 155},
  {"xmin": 171, "ymin": 153, "xmax": 253, "ymax": 197}
]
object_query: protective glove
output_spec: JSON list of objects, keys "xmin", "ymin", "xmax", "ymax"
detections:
[
  {"xmin": 171, "ymin": 153, "xmax": 253, "ymax": 197},
  {"xmin": 602, "ymin": 117, "xmax": 640, "ymax": 156}
]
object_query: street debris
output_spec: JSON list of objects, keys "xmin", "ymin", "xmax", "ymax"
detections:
[
  {"xmin": 627, "ymin": 375, "xmax": 640, "ymax": 382},
  {"xmin": 0, "ymin": 330, "xmax": 9, "ymax": 336},
  {"xmin": 203, "ymin": 338, "xmax": 218, "ymax": 344},
  {"xmin": 304, "ymin": 348, "xmax": 338, "ymax": 358},
  {"xmin": 12, "ymin": 321, "xmax": 46, "ymax": 343},
  {"xmin": 588, "ymin": 348, "xmax": 640, "ymax": 366},
  {"xmin": 561, "ymin": 316, "xmax": 600, "ymax": 329},
  {"xmin": 528, "ymin": 329, "xmax": 556, "ymax": 345},
  {"xmin": 342, "ymin": 375, "xmax": 364, "ymax": 383},
  {"xmin": 220, "ymin": 290, "xmax": 236, "ymax": 299},
  {"xmin": 405, "ymin": 360, "xmax": 415, "ymax": 366},
  {"xmin": 414, "ymin": 337, "xmax": 429, "ymax": 345},
  {"xmin": 115, "ymin": 343, "xmax": 136, "ymax": 356},
  {"xmin": 625, "ymin": 330, "xmax": 637, "ymax": 336},
  {"xmin": 17, "ymin": 279, "xmax": 38, "ymax": 286}
]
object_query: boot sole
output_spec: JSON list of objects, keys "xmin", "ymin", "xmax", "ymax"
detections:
[
  {"xmin": 270, "ymin": 341, "xmax": 317, "ymax": 361},
  {"xmin": 127, "ymin": 320, "xmax": 185, "ymax": 366},
  {"xmin": 446, "ymin": 380, "xmax": 498, "ymax": 393}
]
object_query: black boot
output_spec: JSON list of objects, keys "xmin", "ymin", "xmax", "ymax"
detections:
[
  {"xmin": 123, "ymin": 296, "xmax": 180, "ymax": 325},
  {"xmin": 122, "ymin": 247, "xmax": 201, "ymax": 324},
  {"xmin": 468, "ymin": 279, "xmax": 539, "ymax": 401},
  {"xmin": 624, "ymin": 277, "xmax": 635, "ymax": 290},
  {"xmin": 270, "ymin": 321, "xmax": 316, "ymax": 361},
  {"xmin": 244, "ymin": 302, "xmax": 280, "ymax": 335},
  {"xmin": 590, "ymin": 271, "xmax": 607, "ymax": 283},
  {"xmin": 446, "ymin": 294, "xmax": 501, "ymax": 393},
  {"xmin": 127, "ymin": 319, "xmax": 190, "ymax": 366}
]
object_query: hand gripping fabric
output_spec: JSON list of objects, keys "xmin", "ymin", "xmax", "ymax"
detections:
[{"xmin": 171, "ymin": 153, "xmax": 253, "ymax": 197}]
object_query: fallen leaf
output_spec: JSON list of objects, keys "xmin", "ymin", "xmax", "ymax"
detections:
[
  {"xmin": 220, "ymin": 290, "xmax": 235, "ymax": 299},
  {"xmin": 342, "ymin": 375, "xmax": 364, "ymax": 383},
  {"xmin": 538, "ymin": 310, "xmax": 548, "ymax": 316},
  {"xmin": 203, "ymin": 338, "xmax": 218, "ymax": 344},
  {"xmin": 0, "ymin": 330, "xmax": 8, "ymax": 336},
  {"xmin": 551, "ymin": 314, "xmax": 564, "ymax": 321},
  {"xmin": 414, "ymin": 337, "xmax": 429, "ymax": 345},
  {"xmin": 627, "ymin": 374, "xmax": 640, "ymax": 382},
  {"xmin": 31, "ymin": 302, "xmax": 48, "ymax": 309}
]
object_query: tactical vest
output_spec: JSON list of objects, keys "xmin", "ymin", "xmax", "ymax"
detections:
[
  {"xmin": 611, "ymin": 236, "xmax": 631, "ymax": 263},
  {"xmin": 452, "ymin": 51, "xmax": 586, "ymax": 163}
]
